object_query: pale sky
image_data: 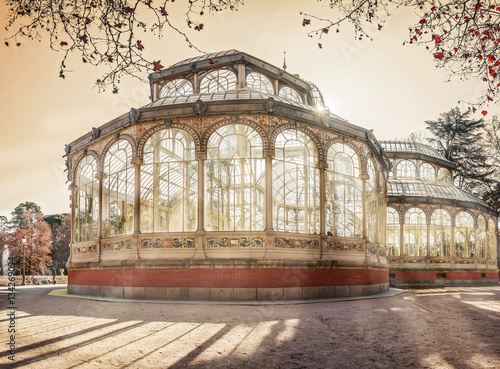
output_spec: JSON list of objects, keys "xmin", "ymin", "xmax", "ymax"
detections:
[{"xmin": 1, "ymin": 0, "xmax": 497, "ymax": 219}]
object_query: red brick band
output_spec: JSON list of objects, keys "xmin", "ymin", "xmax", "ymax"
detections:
[
  {"xmin": 69, "ymin": 268, "xmax": 388, "ymax": 288},
  {"xmin": 392, "ymin": 271, "xmax": 498, "ymax": 281}
]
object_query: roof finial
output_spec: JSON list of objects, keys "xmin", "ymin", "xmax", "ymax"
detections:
[{"xmin": 283, "ymin": 51, "xmax": 287, "ymax": 71}]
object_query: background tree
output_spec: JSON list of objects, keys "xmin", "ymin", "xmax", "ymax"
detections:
[
  {"xmin": 3, "ymin": 0, "xmax": 499, "ymax": 111},
  {"xmin": 0, "ymin": 215, "xmax": 8, "ymax": 233},
  {"xmin": 8, "ymin": 207, "xmax": 53, "ymax": 276},
  {"xmin": 425, "ymin": 107, "xmax": 493, "ymax": 195},
  {"xmin": 302, "ymin": 1, "xmax": 500, "ymax": 113},
  {"xmin": 10, "ymin": 201, "xmax": 42, "ymax": 228},
  {"xmin": 4, "ymin": 0, "xmax": 241, "ymax": 92},
  {"xmin": 481, "ymin": 114, "xmax": 500, "ymax": 210},
  {"xmin": 45, "ymin": 214, "xmax": 71, "ymax": 273}
]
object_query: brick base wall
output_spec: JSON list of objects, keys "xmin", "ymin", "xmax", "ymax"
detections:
[
  {"xmin": 390, "ymin": 271, "xmax": 499, "ymax": 288},
  {"xmin": 68, "ymin": 268, "xmax": 390, "ymax": 300}
]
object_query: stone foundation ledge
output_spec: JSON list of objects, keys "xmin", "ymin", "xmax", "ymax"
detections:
[
  {"xmin": 67, "ymin": 283, "xmax": 389, "ymax": 301},
  {"xmin": 67, "ymin": 258, "xmax": 388, "ymax": 270},
  {"xmin": 390, "ymin": 279, "xmax": 498, "ymax": 289}
]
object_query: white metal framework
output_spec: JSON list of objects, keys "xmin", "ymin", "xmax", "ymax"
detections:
[
  {"xmin": 74, "ymin": 155, "xmax": 99, "ymax": 242},
  {"xmin": 102, "ymin": 140, "xmax": 134, "ymax": 238},
  {"xmin": 141, "ymin": 129, "xmax": 198, "ymax": 233},
  {"xmin": 325, "ymin": 143, "xmax": 362, "ymax": 238},
  {"xmin": 205, "ymin": 124, "xmax": 265, "ymax": 231},
  {"xmin": 272, "ymin": 130, "xmax": 319, "ymax": 234}
]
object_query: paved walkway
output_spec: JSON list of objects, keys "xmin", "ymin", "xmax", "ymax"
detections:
[{"xmin": 1, "ymin": 285, "xmax": 499, "ymax": 368}]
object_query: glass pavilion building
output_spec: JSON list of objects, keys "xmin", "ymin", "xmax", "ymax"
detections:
[
  {"xmin": 66, "ymin": 50, "xmax": 498, "ymax": 300},
  {"xmin": 382, "ymin": 141, "xmax": 498, "ymax": 286}
]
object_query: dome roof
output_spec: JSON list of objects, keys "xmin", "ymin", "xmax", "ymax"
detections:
[{"xmin": 387, "ymin": 179, "xmax": 486, "ymax": 205}]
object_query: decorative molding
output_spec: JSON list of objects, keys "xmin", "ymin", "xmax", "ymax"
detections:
[
  {"xmin": 193, "ymin": 99, "xmax": 208, "ymax": 115},
  {"xmin": 402, "ymin": 258, "xmax": 426, "ymax": 264},
  {"xmin": 73, "ymin": 244, "xmax": 97, "ymax": 255},
  {"xmin": 129, "ymin": 108, "xmax": 141, "ymax": 123},
  {"xmin": 264, "ymin": 97, "xmax": 278, "ymax": 114},
  {"xmin": 91, "ymin": 127, "xmax": 100, "ymax": 140},
  {"xmin": 429, "ymin": 258, "xmax": 450, "ymax": 264},
  {"xmin": 325, "ymin": 241, "xmax": 364, "ymax": 252},
  {"xmin": 206, "ymin": 236, "xmax": 264, "ymax": 248},
  {"xmin": 140, "ymin": 237, "xmax": 195, "ymax": 249},
  {"xmin": 102, "ymin": 239, "xmax": 133, "ymax": 252},
  {"xmin": 274, "ymin": 237, "xmax": 319, "ymax": 249},
  {"xmin": 455, "ymin": 258, "xmax": 475, "ymax": 264}
]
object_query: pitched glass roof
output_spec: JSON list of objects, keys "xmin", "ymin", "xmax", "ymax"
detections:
[
  {"xmin": 170, "ymin": 49, "xmax": 241, "ymax": 67},
  {"xmin": 142, "ymin": 90, "xmax": 348, "ymax": 122},
  {"xmin": 380, "ymin": 140, "xmax": 445, "ymax": 159},
  {"xmin": 387, "ymin": 179, "xmax": 486, "ymax": 205}
]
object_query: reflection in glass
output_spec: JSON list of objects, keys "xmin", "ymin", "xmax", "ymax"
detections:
[
  {"xmin": 404, "ymin": 208, "xmax": 427, "ymax": 256},
  {"xmin": 430, "ymin": 209, "xmax": 451, "ymax": 256},
  {"xmin": 273, "ymin": 130, "xmax": 319, "ymax": 234},
  {"xmin": 205, "ymin": 124, "xmax": 265, "ymax": 231},
  {"xmin": 200, "ymin": 69, "xmax": 236, "ymax": 93},
  {"xmin": 74, "ymin": 156, "xmax": 99, "ymax": 242},
  {"xmin": 141, "ymin": 129, "xmax": 197, "ymax": 233},
  {"xmin": 103, "ymin": 140, "xmax": 134, "ymax": 238},
  {"xmin": 326, "ymin": 143, "xmax": 362, "ymax": 238}
]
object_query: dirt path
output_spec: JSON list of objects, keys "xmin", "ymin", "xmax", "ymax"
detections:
[{"xmin": 1, "ymin": 285, "xmax": 499, "ymax": 368}]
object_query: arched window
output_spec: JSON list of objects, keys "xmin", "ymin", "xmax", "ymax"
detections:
[
  {"xmin": 366, "ymin": 159, "xmax": 378, "ymax": 242},
  {"xmin": 74, "ymin": 155, "xmax": 99, "ymax": 243},
  {"xmin": 477, "ymin": 215, "xmax": 487, "ymax": 258},
  {"xmin": 437, "ymin": 168, "xmax": 452, "ymax": 183},
  {"xmin": 404, "ymin": 208, "xmax": 426, "ymax": 256},
  {"xmin": 488, "ymin": 219, "xmax": 497, "ymax": 259},
  {"xmin": 396, "ymin": 160, "xmax": 416, "ymax": 179},
  {"xmin": 273, "ymin": 130, "xmax": 319, "ymax": 234},
  {"xmin": 141, "ymin": 129, "xmax": 198, "ymax": 233},
  {"xmin": 205, "ymin": 124, "xmax": 265, "ymax": 231},
  {"xmin": 430, "ymin": 209, "xmax": 451, "ymax": 256},
  {"xmin": 246, "ymin": 72, "xmax": 274, "ymax": 94},
  {"xmin": 278, "ymin": 86, "xmax": 302, "ymax": 103},
  {"xmin": 420, "ymin": 163, "xmax": 435, "ymax": 181},
  {"xmin": 160, "ymin": 79, "xmax": 193, "ymax": 98},
  {"xmin": 102, "ymin": 140, "xmax": 134, "ymax": 238},
  {"xmin": 200, "ymin": 69, "xmax": 236, "ymax": 93},
  {"xmin": 325, "ymin": 143, "xmax": 362, "ymax": 238},
  {"xmin": 386, "ymin": 207, "xmax": 400, "ymax": 256},
  {"xmin": 454, "ymin": 211, "xmax": 474, "ymax": 257}
]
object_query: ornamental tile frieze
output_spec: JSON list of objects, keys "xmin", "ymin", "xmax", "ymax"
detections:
[
  {"xmin": 367, "ymin": 245, "xmax": 378, "ymax": 255},
  {"xmin": 206, "ymin": 236, "xmax": 264, "ymax": 248},
  {"xmin": 429, "ymin": 258, "xmax": 450, "ymax": 264},
  {"xmin": 274, "ymin": 237, "xmax": 319, "ymax": 249},
  {"xmin": 141, "ymin": 237, "xmax": 195, "ymax": 249},
  {"xmin": 402, "ymin": 258, "xmax": 426, "ymax": 264},
  {"xmin": 387, "ymin": 257, "xmax": 399, "ymax": 264},
  {"xmin": 326, "ymin": 241, "xmax": 364, "ymax": 252},
  {"xmin": 102, "ymin": 239, "xmax": 133, "ymax": 252},
  {"xmin": 73, "ymin": 244, "xmax": 97, "ymax": 255},
  {"xmin": 455, "ymin": 258, "xmax": 475, "ymax": 264}
]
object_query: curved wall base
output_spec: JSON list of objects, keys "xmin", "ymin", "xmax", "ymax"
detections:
[
  {"xmin": 389, "ymin": 271, "xmax": 498, "ymax": 288},
  {"xmin": 68, "ymin": 267, "xmax": 389, "ymax": 301}
]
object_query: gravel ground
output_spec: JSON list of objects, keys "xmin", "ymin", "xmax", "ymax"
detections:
[{"xmin": 1, "ymin": 285, "xmax": 499, "ymax": 369}]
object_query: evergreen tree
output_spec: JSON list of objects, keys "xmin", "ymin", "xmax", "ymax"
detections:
[
  {"xmin": 10, "ymin": 202, "xmax": 42, "ymax": 229},
  {"xmin": 425, "ymin": 107, "xmax": 493, "ymax": 195}
]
